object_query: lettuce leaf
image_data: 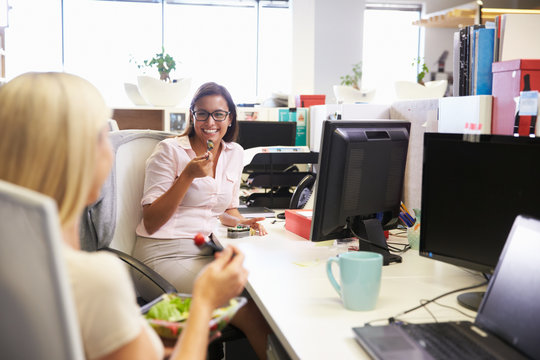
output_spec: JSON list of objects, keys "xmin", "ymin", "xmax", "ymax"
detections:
[{"xmin": 145, "ymin": 295, "xmax": 191, "ymax": 322}]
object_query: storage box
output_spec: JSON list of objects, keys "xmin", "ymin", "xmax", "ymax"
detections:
[
  {"xmin": 491, "ymin": 59, "xmax": 540, "ymax": 136},
  {"xmin": 438, "ymin": 95, "xmax": 492, "ymax": 134},
  {"xmin": 284, "ymin": 209, "xmax": 312, "ymax": 240},
  {"xmin": 295, "ymin": 94, "xmax": 326, "ymax": 108}
]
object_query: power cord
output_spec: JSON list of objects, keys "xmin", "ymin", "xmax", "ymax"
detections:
[
  {"xmin": 348, "ymin": 225, "xmax": 395, "ymax": 254},
  {"xmin": 364, "ymin": 280, "xmax": 488, "ymax": 326}
]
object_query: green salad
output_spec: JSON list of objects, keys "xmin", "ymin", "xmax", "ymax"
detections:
[
  {"xmin": 144, "ymin": 294, "xmax": 191, "ymax": 322},
  {"xmin": 144, "ymin": 294, "xmax": 246, "ymax": 340}
]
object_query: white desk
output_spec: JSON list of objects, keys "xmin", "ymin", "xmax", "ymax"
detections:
[{"xmin": 215, "ymin": 220, "xmax": 485, "ymax": 360}]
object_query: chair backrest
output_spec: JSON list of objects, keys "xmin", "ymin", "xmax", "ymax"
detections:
[
  {"xmin": 0, "ymin": 180, "xmax": 84, "ymax": 360},
  {"xmin": 108, "ymin": 118, "xmax": 120, "ymax": 132},
  {"xmin": 111, "ymin": 130, "xmax": 173, "ymax": 254}
]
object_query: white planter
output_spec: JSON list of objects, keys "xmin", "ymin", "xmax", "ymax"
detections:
[
  {"xmin": 394, "ymin": 80, "xmax": 448, "ymax": 100},
  {"xmin": 333, "ymin": 85, "xmax": 376, "ymax": 104},
  {"xmin": 137, "ymin": 75, "xmax": 191, "ymax": 107},
  {"xmin": 124, "ymin": 82, "xmax": 148, "ymax": 106}
]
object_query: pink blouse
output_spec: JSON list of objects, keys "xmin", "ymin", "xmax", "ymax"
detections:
[{"xmin": 135, "ymin": 136, "xmax": 243, "ymax": 239}]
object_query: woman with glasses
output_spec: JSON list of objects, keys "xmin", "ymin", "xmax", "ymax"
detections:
[{"xmin": 134, "ymin": 82, "xmax": 271, "ymax": 359}]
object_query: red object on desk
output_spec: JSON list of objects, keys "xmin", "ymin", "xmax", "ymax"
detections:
[
  {"xmin": 295, "ymin": 95, "xmax": 326, "ymax": 108},
  {"xmin": 492, "ymin": 59, "xmax": 540, "ymax": 136},
  {"xmin": 284, "ymin": 209, "xmax": 312, "ymax": 240}
]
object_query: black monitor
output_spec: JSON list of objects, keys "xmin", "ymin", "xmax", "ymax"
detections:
[
  {"xmin": 420, "ymin": 133, "xmax": 540, "ymax": 310},
  {"xmin": 236, "ymin": 120, "xmax": 297, "ymax": 149},
  {"xmin": 310, "ymin": 120, "xmax": 411, "ymax": 265}
]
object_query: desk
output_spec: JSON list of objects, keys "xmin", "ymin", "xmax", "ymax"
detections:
[{"xmin": 215, "ymin": 220, "xmax": 484, "ymax": 359}]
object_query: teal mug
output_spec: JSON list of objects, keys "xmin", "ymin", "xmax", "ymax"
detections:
[{"xmin": 326, "ymin": 251, "xmax": 383, "ymax": 311}]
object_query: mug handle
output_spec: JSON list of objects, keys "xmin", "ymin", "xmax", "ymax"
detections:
[{"xmin": 326, "ymin": 256, "xmax": 341, "ymax": 295}]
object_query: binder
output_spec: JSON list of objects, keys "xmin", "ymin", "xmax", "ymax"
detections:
[
  {"xmin": 473, "ymin": 28, "xmax": 495, "ymax": 95},
  {"xmin": 453, "ymin": 31, "xmax": 460, "ymax": 97}
]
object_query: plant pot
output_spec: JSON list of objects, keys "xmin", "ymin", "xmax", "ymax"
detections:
[
  {"xmin": 333, "ymin": 85, "xmax": 375, "ymax": 104},
  {"xmin": 394, "ymin": 80, "xmax": 447, "ymax": 100},
  {"xmin": 137, "ymin": 75, "xmax": 192, "ymax": 107},
  {"xmin": 124, "ymin": 82, "xmax": 148, "ymax": 106}
]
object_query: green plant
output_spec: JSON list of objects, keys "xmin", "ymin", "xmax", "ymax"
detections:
[
  {"xmin": 132, "ymin": 47, "xmax": 177, "ymax": 82},
  {"xmin": 412, "ymin": 57, "xmax": 429, "ymax": 84},
  {"xmin": 340, "ymin": 62, "xmax": 362, "ymax": 90}
]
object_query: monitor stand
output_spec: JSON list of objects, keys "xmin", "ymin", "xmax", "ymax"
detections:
[
  {"xmin": 354, "ymin": 218, "xmax": 402, "ymax": 266},
  {"xmin": 457, "ymin": 291, "xmax": 484, "ymax": 311}
]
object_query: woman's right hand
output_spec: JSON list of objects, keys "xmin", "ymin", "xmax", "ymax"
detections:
[
  {"xmin": 183, "ymin": 152, "xmax": 213, "ymax": 179},
  {"xmin": 192, "ymin": 245, "xmax": 248, "ymax": 309}
]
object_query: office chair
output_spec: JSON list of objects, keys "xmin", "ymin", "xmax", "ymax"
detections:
[
  {"xmin": 78, "ymin": 130, "xmax": 249, "ymax": 359},
  {"xmin": 0, "ymin": 180, "xmax": 84, "ymax": 360},
  {"xmin": 108, "ymin": 118, "xmax": 120, "ymax": 131},
  {"xmin": 80, "ymin": 129, "xmax": 177, "ymax": 303}
]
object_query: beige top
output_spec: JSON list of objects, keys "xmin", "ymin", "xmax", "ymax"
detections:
[{"xmin": 63, "ymin": 246, "xmax": 164, "ymax": 360}]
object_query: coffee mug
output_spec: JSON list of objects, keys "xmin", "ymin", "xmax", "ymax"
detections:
[{"xmin": 326, "ymin": 251, "xmax": 383, "ymax": 311}]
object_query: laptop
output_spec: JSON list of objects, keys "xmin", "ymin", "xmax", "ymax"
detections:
[{"xmin": 353, "ymin": 215, "xmax": 540, "ymax": 360}]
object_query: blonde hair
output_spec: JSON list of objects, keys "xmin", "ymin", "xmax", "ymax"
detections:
[{"xmin": 0, "ymin": 72, "xmax": 111, "ymax": 226}]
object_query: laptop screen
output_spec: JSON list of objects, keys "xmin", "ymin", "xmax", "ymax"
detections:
[{"xmin": 475, "ymin": 216, "xmax": 540, "ymax": 360}]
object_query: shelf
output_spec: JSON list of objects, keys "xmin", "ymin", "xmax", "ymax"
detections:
[{"xmin": 413, "ymin": 5, "xmax": 540, "ymax": 28}]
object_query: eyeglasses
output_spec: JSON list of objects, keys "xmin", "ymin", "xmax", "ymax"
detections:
[{"xmin": 192, "ymin": 109, "xmax": 230, "ymax": 122}]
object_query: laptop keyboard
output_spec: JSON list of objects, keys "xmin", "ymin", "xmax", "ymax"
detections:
[{"xmin": 400, "ymin": 322, "xmax": 496, "ymax": 360}]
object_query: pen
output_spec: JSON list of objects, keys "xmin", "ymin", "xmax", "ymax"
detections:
[{"xmin": 400, "ymin": 202, "xmax": 416, "ymax": 223}]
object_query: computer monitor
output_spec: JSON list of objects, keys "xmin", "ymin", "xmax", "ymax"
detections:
[
  {"xmin": 310, "ymin": 120, "xmax": 411, "ymax": 265},
  {"xmin": 236, "ymin": 120, "xmax": 297, "ymax": 149},
  {"xmin": 420, "ymin": 133, "xmax": 540, "ymax": 310}
]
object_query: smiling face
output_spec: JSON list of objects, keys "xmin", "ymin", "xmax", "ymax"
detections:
[{"xmin": 191, "ymin": 94, "xmax": 231, "ymax": 150}]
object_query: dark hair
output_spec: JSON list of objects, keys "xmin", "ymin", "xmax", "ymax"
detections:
[{"xmin": 184, "ymin": 82, "xmax": 238, "ymax": 142}]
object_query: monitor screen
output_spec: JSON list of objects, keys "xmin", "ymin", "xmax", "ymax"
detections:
[
  {"xmin": 420, "ymin": 133, "xmax": 540, "ymax": 274},
  {"xmin": 236, "ymin": 120, "xmax": 297, "ymax": 149},
  {"xmin": 310, "ymin": 120, "xmax": 410, "ymax": 263}
]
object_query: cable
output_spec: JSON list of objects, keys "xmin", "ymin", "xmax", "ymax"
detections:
[
  {"xmin": 393, "ymin": 281, "xmax": 488, "ymax": 319},
  {"xmin": 419, "ymin": 299, "xmax": 438, "ymax": 323},
  {"xmin": 364, "ymin": 280, "xmax": 487, "ymax": 326},
  {"xmin": 386, "ymin": 242, "xmax": 411, "ymax": 254},
  {"xmin": 430, "ymin": 300, "xmax": 476, "ymax": 319},
  {"xmin": 348, "ymin": 224, "xmax": 393, "ymax": 254}
]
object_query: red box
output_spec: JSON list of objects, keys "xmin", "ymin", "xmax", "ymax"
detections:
[
  {"xmin": 295, "ymin": 94, "xmax": 326, "ymax": 108},
  {"xmin": 284, "ymin": 209, "xmax": 312, "ymax": 240},
  {"xmin": 491, "ymin": 59, "xmax": 540, "ymax": 136}
]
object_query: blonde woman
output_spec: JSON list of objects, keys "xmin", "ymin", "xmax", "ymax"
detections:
[{"xmin": 0, "ymin": 72, "xmax": 248, "ymax": 360}]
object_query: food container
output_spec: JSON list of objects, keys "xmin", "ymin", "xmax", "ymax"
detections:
[{"xmin": 142, "ymin": 293, "xmax": 247, "ymax": 340}]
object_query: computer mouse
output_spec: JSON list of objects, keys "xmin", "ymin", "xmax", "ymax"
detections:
[{"xmin": 276, "ymin": 212, "xmax": 286, "ymax": 220}]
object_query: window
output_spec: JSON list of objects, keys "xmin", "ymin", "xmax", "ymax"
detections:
[
  {"xmin": 362, "ymin": 3, "xmax": 422, "ymax": 103},
  {"xmin": 6, "ymin": 0, "xmax": 291, "ymax": 106}
]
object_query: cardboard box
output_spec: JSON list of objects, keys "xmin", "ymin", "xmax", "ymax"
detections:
[
  {"xmin": 284, "ymin": 209, "xmax": 312, "ymax": 240},
  {"xmin": 492, "ymin": 59, "xmax": 540, "ymax": 136}
]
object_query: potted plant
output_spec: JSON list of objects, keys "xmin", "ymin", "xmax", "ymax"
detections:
[
  {"xmin": 126, "ymin": 48, "xmax": 191, "ymax": 107},
  {"xmin": 140, "ymin": 47, "xmax": 177, "ymax": 82},
  {"xmin": 394, "ymin": 58, "xmax": 446, "ymax": 100},
  {"xmin": 412, "ymin": 57, "xmax": 429, "ymax": 84},
  {"xmin": 340, "ymin": 61, "xmax": 362, "ymax": 90},
  {"xmin": 334, "ymin": 62, "xmax": 375, "ymax": 103}
]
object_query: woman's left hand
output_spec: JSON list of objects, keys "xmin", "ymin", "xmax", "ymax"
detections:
[{"xmin": 240, "ymin": 217, "xmax": 267, "ymax": 236}]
